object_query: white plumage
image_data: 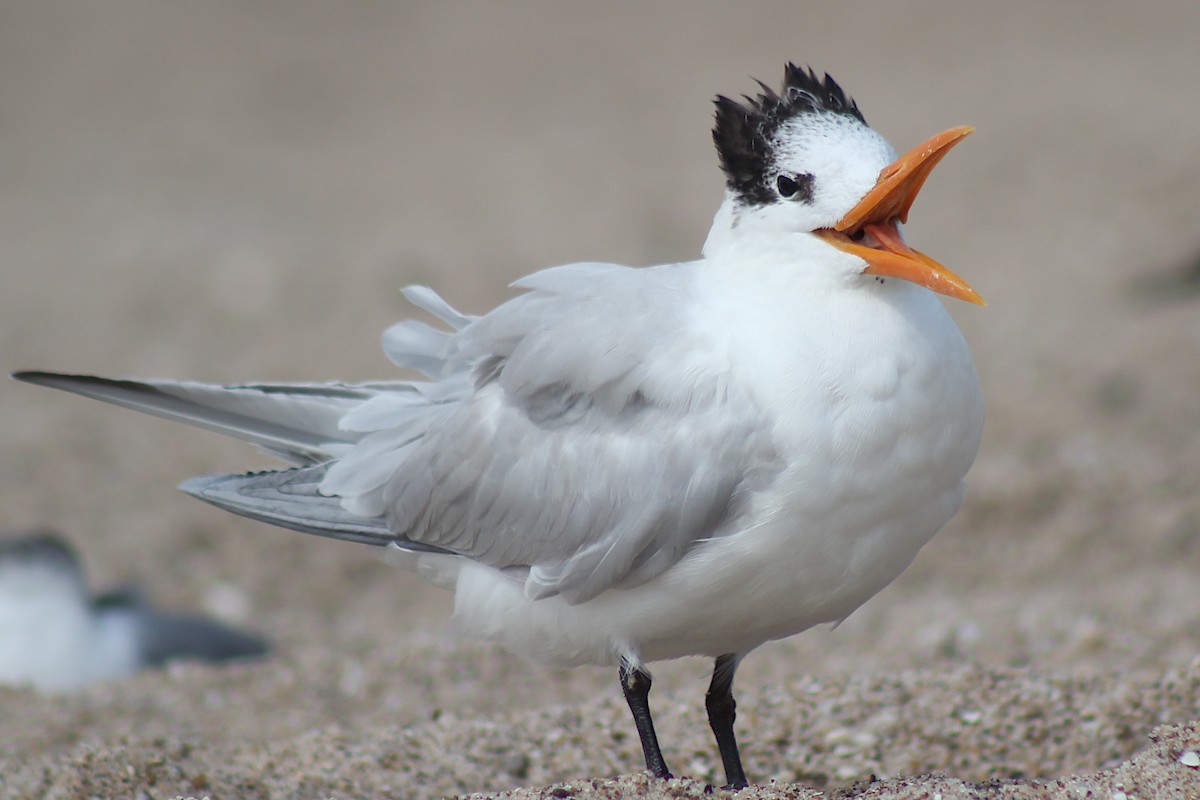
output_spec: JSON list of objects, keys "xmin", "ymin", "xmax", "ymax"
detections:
[{"xmin": 14, "ymin": 64, "xmax": 984, "ymax": 787}]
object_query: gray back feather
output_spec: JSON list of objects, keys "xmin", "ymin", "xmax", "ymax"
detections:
[{"xmin": 323, "ymin": 262, "xmax": 781, "ymax": 603}]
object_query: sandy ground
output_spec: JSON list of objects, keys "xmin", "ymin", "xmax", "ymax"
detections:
[{"xmin": 2, "ymin": 2, "xmax": 1199, "ymax": 798}]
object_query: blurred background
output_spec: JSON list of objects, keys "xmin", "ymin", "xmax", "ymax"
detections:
[{"xmin": 1, "ymin": 0, "xmax": 1198, "ymax": 793}]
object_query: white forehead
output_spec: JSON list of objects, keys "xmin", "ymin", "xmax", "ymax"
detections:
[{"xmin": 771, "ymin": 113, "xmax": 897, "ymax": 221}]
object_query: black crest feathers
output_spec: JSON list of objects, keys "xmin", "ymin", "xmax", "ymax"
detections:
[{"xmin": 713, "ymin": 64, "xmax": 864, "ymax": 205}]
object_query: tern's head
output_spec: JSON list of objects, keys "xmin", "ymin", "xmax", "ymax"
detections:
[
  {"xmin": 710, "ymin": 64, "xmax": 983, "ymax": 305},
  {"xmin": 0, "ymin": 533, "xmax": 86, "ymax": 603}
]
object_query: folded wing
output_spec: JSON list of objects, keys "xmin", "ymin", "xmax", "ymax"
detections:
[
  {"xmin": 325, "ymin": 263, "xmax": 782, "ymax": 603},
  {"xmin": 16, "ymin": 263, "xmax": 782, "ymax": 604}
]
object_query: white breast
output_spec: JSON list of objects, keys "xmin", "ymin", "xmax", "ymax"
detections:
[{"xmin": 432, "ymin": 255, "xmax": 982, "ymax": 668}]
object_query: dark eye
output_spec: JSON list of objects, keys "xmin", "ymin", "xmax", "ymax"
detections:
[{"xmin": 775, "ymin": 172, "xmax": 814, "ymax": 202}]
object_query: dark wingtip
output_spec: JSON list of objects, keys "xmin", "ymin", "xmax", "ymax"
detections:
[
  {"xmin": 135, "ymin": 611, "xmax": 271, "ymax": 667},
  {"xmin": 12, "ymin": 370, "xmax": 55, "ymax": 384},
  {"xmin": 11, "ymin": 370, "xmax": 113, "ymax": 392}
]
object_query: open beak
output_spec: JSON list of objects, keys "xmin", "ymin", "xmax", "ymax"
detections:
[{"xmin": 814, "ymin": 125, "xmax": 984, "ymax": 306}]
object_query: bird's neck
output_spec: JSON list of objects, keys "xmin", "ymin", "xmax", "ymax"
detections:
[
  {"xmin": 701, "ymin": 192, "xmax": 840, "ymax": 266},
  {"xmin": 700, "ymin": 193, "xmax": 865, "ymax": 300},
  {"xmin": 700, "ymin": 192, "xmax": 739, "ymax": 260}
]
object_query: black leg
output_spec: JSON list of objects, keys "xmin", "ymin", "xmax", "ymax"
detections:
[
  {"xmin": 706, "ymin": 653, "xmax": 748, "ymax": 789},
  {"xmin": 619, "ymin": 658, "xmax": 672, "ymax": 779}
]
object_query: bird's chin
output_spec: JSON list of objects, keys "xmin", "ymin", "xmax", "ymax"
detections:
[{"xmin": 814, "ymin": 222, "xmax": 984, "ymax": 306}]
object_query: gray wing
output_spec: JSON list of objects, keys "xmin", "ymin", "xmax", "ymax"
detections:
[
  {"xmin": 89, "ymin": 589, "xmax": 270, "ymax": 667},
  {"xmin": 17, "ymin": 264, "xmax": 781, "ymax": 604},
  {"xmin": 11, "ymin": 372, "xmax": 390, "ymax": 465},
  {"xmin": 323, "ymin": 262, "xmax": 782, "ymax": 603},
  {"xmin": 179, "ymin": 466, "xmax": 448, "ymax": 550},
  {"xmin": 11, "ymin": 284, "xmax": 473, "ymax": 468},
  {"xmin": 129, "ymin": 610, "xmax": 270, "ymax": 667}
]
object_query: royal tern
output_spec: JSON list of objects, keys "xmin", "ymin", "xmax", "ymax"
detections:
[
  {"xmin": 0, "ymin": 532, "xmax": 268, "ymax": 691},
  {"xmin": 15, "ymin": 64, "xmax": 984, "ymax": 786}
]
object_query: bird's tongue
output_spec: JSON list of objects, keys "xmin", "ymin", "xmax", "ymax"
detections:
[{"xmin": 815, "ymin": 125, "xmax": 985, "ymax": 306}]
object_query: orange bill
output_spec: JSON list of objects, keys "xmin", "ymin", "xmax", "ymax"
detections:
[{"xmin": 814, "ymin": 125, "xmax": 984, "ymax": 306}]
